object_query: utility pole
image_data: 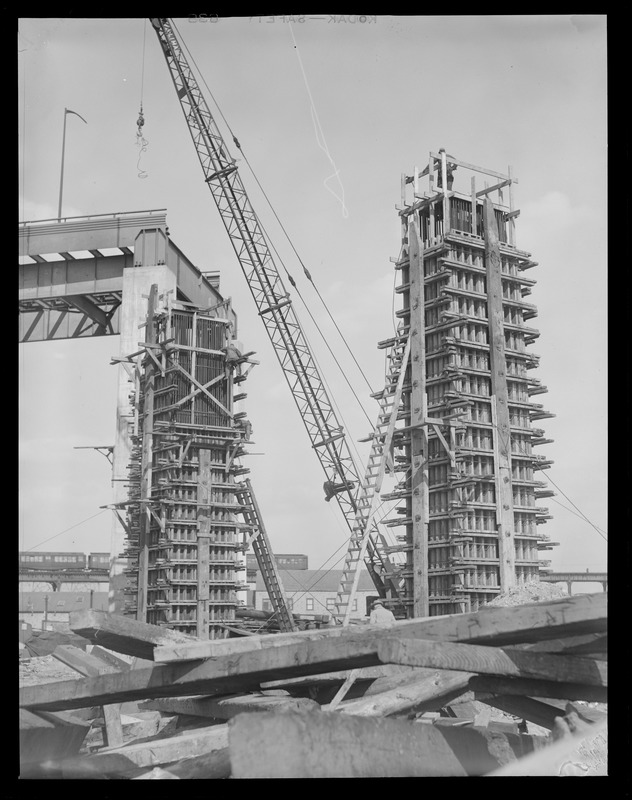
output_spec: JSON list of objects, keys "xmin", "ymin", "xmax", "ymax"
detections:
[{"xmin": 57, "ymin": 107, "xmax": 87, "ymax": 221}]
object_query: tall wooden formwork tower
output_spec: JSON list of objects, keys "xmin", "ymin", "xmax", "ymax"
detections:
[
  {"xmin": 119, "ymin": 287, "xmax": 256, "ymax": 639},
  {"xmin": 382, "ymin": 150, "xmax": 555, "ymax": 618}
]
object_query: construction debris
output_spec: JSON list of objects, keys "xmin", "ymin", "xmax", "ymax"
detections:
[{"xmin": 18, "ymin": 592, "xmax": 607, "ymax": 778}]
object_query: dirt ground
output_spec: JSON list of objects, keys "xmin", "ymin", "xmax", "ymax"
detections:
[
  {"xmin": 19, "ymin": 653, "xmax": 81, "ymax": 686},
  {"xmin": 484, "ymin": 579, "xmax": 568, "ymax": 607}
]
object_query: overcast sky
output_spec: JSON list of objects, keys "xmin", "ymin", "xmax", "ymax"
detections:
[{"xmin": 18, "ymin": 16, "xmax": 607, "ymax": 586}]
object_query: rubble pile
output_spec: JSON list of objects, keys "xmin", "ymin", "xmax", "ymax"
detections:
[{"xmin": 19, "ymin": 593, "xmax": 607, "ymax": 778}]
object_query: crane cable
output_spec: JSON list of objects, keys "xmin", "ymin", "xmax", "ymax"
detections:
[
  {"xmin": 136, "ymin": 19, "xmax": 149, "ymax": 178},
  {"xmin": 257, "ymin": 212, "xmax": 375, "ymax": 434},
  {"xmin": 492, "ymin": 418, "xmax": 607, "ymax": 541},
  {"xmin": 171, "ymin": 21, "xmax": 377, "ymax": 400}
]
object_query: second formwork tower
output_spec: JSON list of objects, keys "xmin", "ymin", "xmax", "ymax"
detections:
[
  {"xmin": 381, "ymin": 150, "xmax": 555, "ymax": 618},
  {"xmin": 118, "ymin": 286, "xmax": 258, "ymax": 639}
]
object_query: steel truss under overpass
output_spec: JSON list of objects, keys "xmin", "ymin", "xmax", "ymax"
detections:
[{"xmin": 19, "ymin": 209, "xmax": 225, "ymax": 343}]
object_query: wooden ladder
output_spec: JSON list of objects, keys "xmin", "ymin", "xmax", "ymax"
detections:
[
  {"xmin": 234, "ymin": 479, "xmax": 298, "ymax": 632},
  {"xmin": 332, "ymin": 334, "xmax": 411, "ymax": 625}
]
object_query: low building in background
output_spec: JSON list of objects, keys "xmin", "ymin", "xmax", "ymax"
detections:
[
  {"xmin": 255, "ymin": 569, "xmax": 377, "ymax": 622},
  {"xmin": 18, "ymin": 591, "xmax": 108, "ymax": 631}
]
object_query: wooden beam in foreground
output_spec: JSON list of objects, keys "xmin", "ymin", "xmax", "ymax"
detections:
[
  {"xmin": 152, "ymin": 592, "xmax": 607, "ymax": 663},
  {"xmin": 334, "ymin": 670, "xmax": 474, "ymax": 717},
  {"xmin": 517, "ymin": 633, "xmax": 608, "ymax": 658},
  {"xmin": 131, "ymin": 749, "xmax": 232, "ymax": 780},
  {"xmin": 69, "ymin": 609, "xmax": 197, "ymax": 660},
  {"xmin": 378, "ymin": 638, "xmax": 607, "ymax": 687},
  {"xmin": 53, "ymin": 724, "xmax": 229, "ymax": 778},
  {"xmin": 487, "ymin": 718, "xmax": 607, "ymax": 776},
  {"xmin": 20, "ymin": 709, "xmax": 91, "ymax": 772},
  {"xmin": 228, "ymin": 710, "xmax": 545, "ymax": 778},
  {"xmin": 260, "ymin": 664, "xmax": 420, "ymax": 691},
  {"xmin": 52, "ymin": 644, "xmax": 124, "ymax": 748},
  {"xmin": 470, "ymin": 675, "xmax": 607, "ymax": 703},
  {"xmin": 139, "ymin": 693, "xmax": 321, "ymax": 720},
  {"xmin": 478, "ymin": 695, "xmax": 570, "ymax": 731}
]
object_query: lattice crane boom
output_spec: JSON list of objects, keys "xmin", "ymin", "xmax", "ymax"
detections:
[{"xmin": 150, "ymin": 19, "xmax": 382, "ymax": 581}]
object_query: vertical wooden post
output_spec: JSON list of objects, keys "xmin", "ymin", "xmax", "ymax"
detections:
[
  {"xmin": 190, "ymin": 311, "xmax": 197, "ymax": 425},
  {"xmin": 428, "ymin": 154, "xmax": 436, "ymax": 245},
  {"xmin": 137, "ymin": 284, "xmax": 158, "ymax": 621},
  {"xmin": 483, "ymin": 199, "xmax": 515, "ymax": 591},
  {"xmin": 507, "ymin": 165, "xmax": 515, "ymax": 247},
  {"xmin": 408, "ymin": 221, "xmax": 429, "ymax": 618},
  {"xmin": 197, "ymin": 448, "xmax": 211, "ymax": 639},
  {"xmin": 441, "ymin": 150, "xmax": 450, "ymax": 234}
]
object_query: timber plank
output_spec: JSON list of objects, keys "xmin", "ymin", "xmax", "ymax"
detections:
[
  {"xmin": 487, "ymin": 718, "xmax": 607, "ymax": 776},
  {"xmin": 378, "ymin": 638, "xmax": 607, "ymax": 687},
  {"xmin": 518, "ymin": 634, "xmax": 608, "ymax": 658},
  {"xmin": 53, "ymin": 644, "xmax": 125, "ymax": 748},
  {"xmin": 47, "ymin": 725, "xmax": 229, "ymax": 778},
  {"xmin": 20, "ymin": 709, "xmax": 90, "ymax": 769},
  {"xmin": 139, "ymin": 693, "xmax": 321, "ymax": 719},
  {"xmin": 228, "ymin": 710, "xmax": 545, "ymax": 778},
  {"xmin": 335, "ymin": 669, "xmax": 473, "ymax": 717},
  {"xmin": 70, "ymin": 609, "xmax": 197, "ymax": 660},
  {"xmin": 90, "ymin": 646, "xmax": 133, "ymax": 671},
  {"xmin": 479, "ymin": 695, "xmax": 568, "ymax": 731},
  {"xmin": 131, "ymin": 748, "xmax": 231, "ymax": 779},
  {"xmin": 153, "ymin": 592, "xmax": 607, "ymax": 663},
  {"xmin": 53, "ymin": 644, "xmax": 121, "ymax": 678},
  {"xmin": 260, "ymin": 664, "xmax": 419, "ymax": 691},
  {"xmin": 470, "ymin": 675, "xmax": 607, "ymax": 703}
]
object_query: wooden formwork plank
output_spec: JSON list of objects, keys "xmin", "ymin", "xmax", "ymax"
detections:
[
  {"xmin": 517, "ymin": 633, "xmax": 608, "ymax": 658},
  {"xmin": 49, "ymin": 724, "xmax": 229, "ymax": 778},
  {"xmin": 52, "ymin": 644, "xmax": 125, "ymax": 748},
  {"xmin": 484, "ymin": 195, "xmax": 516, "ymax": 589},
  {"xmin": 69, "ymin": 609, "xmax": 197, "ymax": 660},
  {"xmin": 487, "ymin": 718, "xmax": 607, "ymax": 776},
  {"xmin": 228, "ymin": 710, "xmax": 545, "ymax": 778},
  {"xmin": 20, "ymin": 709, "xmax": 91, "ymax": 770},
  {"xmin": 131, "ymin": 749, "xmax": 231, "ymax": 780},
  {"xmin": 53, "ymin": 645, "xmax": 121, "ymax": 678},
  {"xmin": 139, "ymin": 693, "xmax": 321, "ymax": 719},
  {"xmin": 478, "ymin": 695, "xmax": 569, "ymax": 731},
  {"xmin": 260, "ymin": 664, "xmax": 420, "ymax": 692},
  {"xmin": 470, "ymin": 675, "xmax": 607, "ymax": 704},
  {"xmin": 90, "ymin": 646, "xmax": 133, "ymax": 671},
  {"xmin": 407, "ymin": 221, "xmax": 430, "ymax": 617},
  {"xmin": 377, "ymin": 638, "xmax": 607, "ymax": 687},
  {"xmin": 335, "ymin": 669, "xmax": 473, "ymax": 717}
]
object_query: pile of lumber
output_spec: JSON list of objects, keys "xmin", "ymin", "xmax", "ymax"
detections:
[{"xmin": 19, "ymin": 592, "xmax": 607, "ymax": 778}]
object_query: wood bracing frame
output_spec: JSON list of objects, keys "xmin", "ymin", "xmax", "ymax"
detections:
[{"xmin": 119, "ymin": 288, "xmax": 264, "ymax": 638}]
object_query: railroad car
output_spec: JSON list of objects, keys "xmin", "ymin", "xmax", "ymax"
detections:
[
  {"xmin": 19, "ymin": 552, "xmax": 87, "ymax": 570},
  {"xmin": 87, "ymin": 552, "xmax": 111, "ymax": 570},
  {"xmin": 275, "ymin": 554, "xmax": 308, "ymax": 570}
]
